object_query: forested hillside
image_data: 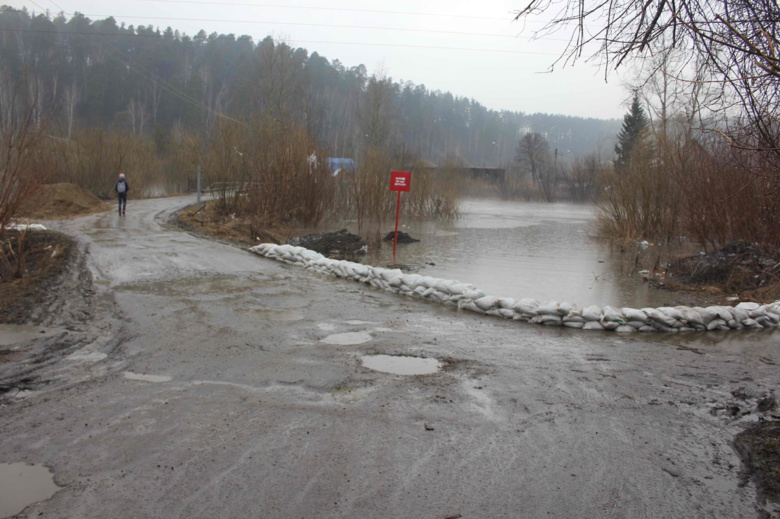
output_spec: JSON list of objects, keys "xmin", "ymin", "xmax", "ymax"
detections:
[{"xmin": 0, "ymin": 6, "xmax": 619, "ymax": 165}]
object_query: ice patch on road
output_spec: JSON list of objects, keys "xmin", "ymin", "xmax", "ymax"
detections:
[{"xmin": 123, "ymin": 372, "xmax": 172, "ymax": 383}]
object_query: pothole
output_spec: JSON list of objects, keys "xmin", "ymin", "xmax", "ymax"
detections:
[
  {"xmin": 361, "ymin": 354, "xmax": 441, "ymax": 375},
  {"xmin": 0, "ymin": 463, "xmax": 60, "ymax": 517},
  {"xmin": 321, "ymin": 331, "xmax": 372, "ymax": 345}
]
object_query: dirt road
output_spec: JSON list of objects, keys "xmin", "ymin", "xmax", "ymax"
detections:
[{"xmin": 1, "ymin": 195, "xmax": 778, "ymax": 518}]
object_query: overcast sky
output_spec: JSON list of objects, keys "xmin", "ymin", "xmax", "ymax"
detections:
[{"xmin": 11, "ymin": 0, "xmax": 631, "ymax": 119}]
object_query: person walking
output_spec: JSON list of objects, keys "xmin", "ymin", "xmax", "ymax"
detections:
[{"xmin": 115, "ymin": 173, "xmax": 129, "ymax": 215}]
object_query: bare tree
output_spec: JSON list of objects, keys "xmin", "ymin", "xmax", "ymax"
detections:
[
  {"xmin": 0, "ymin": 71, "xmax": 52, "ymax": 278},
  {"xmin": 513, "ymin": 0, "xmax": 780, "ymax": 165},
  {"xmin": 515, "ymin": 132, "xmax": 550, "ymax": 185}
]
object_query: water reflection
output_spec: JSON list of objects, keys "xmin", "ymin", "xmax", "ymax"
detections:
[{"xmin": 355, "ymin": 199, "xmax": 671, "ymax": 308}]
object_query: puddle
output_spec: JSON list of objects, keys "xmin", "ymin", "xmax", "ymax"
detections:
[
  {"xmin": 321, "ymin": 331, "xmax": 373, "ymax": 345},
  {"xmin": 123, "ymin": 372, "xmax": 172, "ymax": 383},
  {"xmin": 265, "ymin": 309, "xmax": 304, "ymax": 322},
  {"xmin": 0, "ymin": 325, "xmax": 61, "ymax": 346},
  {"xmin": 361, "ymin": 354, "xmax": 441, "ymax": 375},
  {"xmin": 318, "ymin": 323, "xmax": 337, "ymax": 331},
  {"xmin": 0, "ymin": 463, "xmax": 60, "ymax": 517},
  {"xmin": 67, "ymin": 351, "xmax": 108, "ymax": 362}
]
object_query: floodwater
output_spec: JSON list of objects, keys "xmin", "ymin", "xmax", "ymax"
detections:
[
  {"xmin": 360, "ymin": 354, "xmax": 441, "ymax": 375},
  {"xmin": 357, "ymin": 198, "xmax": 670, "ymax": 309},
  {"xmin": 0, "ymin": 463, "xmax": 60, "ymax": 517}
]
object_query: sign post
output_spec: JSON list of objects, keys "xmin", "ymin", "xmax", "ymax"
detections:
[{"xmin": 389, "ymin": 171, "xmax": 412, "ymax": 258}]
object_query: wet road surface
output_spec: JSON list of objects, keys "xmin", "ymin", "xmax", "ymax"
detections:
[{"xmin": 1, "ymin": 195, "xmax": 778, "ymax": 518}]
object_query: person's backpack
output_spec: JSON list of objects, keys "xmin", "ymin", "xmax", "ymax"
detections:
[{"xmin": 117, "ymin": 180, "xmax": 126, "ymax": 194}]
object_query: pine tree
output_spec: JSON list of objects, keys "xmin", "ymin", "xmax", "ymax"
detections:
[{"xmin": 614, "ymin": 95, "xmax": 649, "ymax": 171}]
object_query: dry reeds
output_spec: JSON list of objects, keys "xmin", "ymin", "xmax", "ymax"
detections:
[{"xmin": 596, "ymin": 124, "xmax": 780, "ymax": 253}]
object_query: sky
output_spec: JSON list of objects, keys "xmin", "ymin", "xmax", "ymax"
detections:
[{"xmin": 10, "ymin": 0, "xmax": 632, "ymax": 120}]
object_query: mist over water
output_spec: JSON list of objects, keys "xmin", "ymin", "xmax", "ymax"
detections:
[{"xmin": 358, "ymin": 198, "xmax": 669, "ymax": 309}]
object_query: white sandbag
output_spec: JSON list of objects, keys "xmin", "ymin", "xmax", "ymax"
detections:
[
  {"xmin": 563, "ymin": 321, "xmax": 585, "ymax": 329},
  {"xmin": 712, "ymin": 306, "xmax": 735, "ymax": 321},
  {"xmin": 602, "ymin": 306, "xmax": 625, "ymax": 323},
  {"xmin": 638, "ymin": 325, "xmax": 657, "ymax": 332},
  {"xmin": 627, "ymin": 321, "xmax": 646, "ymax": 329},
  {"xmin": 387, "ymin": 275, "xmax": 404, "ymax": 288},
  {"xmin": 679, "ymin": 307, "xmax": 705, "ymax": 327},
  {"xmin": 615, "ymin": 325, "xmax": 636, "ymax": 333},
  {"xmin": 513, "ymin": 298, "xmax": 539, "ymax": 315},
  {"xmin": 736, "ymin": 302, "xmax": 760, "ymax": 311},
  {"xmin": 464, "ymin": 290, "xmax": 487, "ymax": 300},
  {"xmin": 485, "ymin": 309, "xmax": 503, "ymax": 318},
  {"xmin": 498, "ymin": 308, "xmax": 517, "ymax": 319},
  {"xmin": 643, "ymin": 308, "xmax": 678, "ymax": 328},
  {"xmin": 658, "ymin": 307, "xmax": 684, "ymax": 321},
  {"xmin": 582, "ymin": 305, "xmax": 602, "ymax": 322},
  {"xmin": 461, "ymin": 302, "xmax": 485, "ymax": 314},
  {"xmin": 558, "ymin": 302, "xmax": 579, "ymax": 316},
  {"xmin": 474, "ymin": 296, "xmax": 500, "ymax": 311},
  {"xmin": 537, "ymin": 301, "xmax": 562, "ymax": 316},
  {"xmin": 692, "ymin": 306, "xmax": 717, "ymax": 325},
  {"xmin": 728, "ymin": 320, "xmax": 743, "ymax": 329},
  {"xmin": 498, "ymin": 297, "xmax": 516, "ymax": 309},
  {"xmin": 621, "ymin": 307, "xmax": 649, "ymax": 323},
  {"xmin": 706, "ymin": 319, "xmax": 727, "ymax": 331},
  {"xmin": 583, "ymin": 321, "xmax": 605, "ymax": 331},
  {"xmin": 539, "ymin": 314, "xmax": 563, "ymax": 326},
  {"xmin": 755, "ymin": 316, "xmax": 773, "ymax": 327},
  {"xmin": 742, "ymin": 318, "xmax": 762, "ymax": 328},
  {"xmin": 747, "ymin": 305, "xmax": 769, "ymax": 319},
  {"xmin": 732, "ymin": 306, "xmax": 750, "ymax": 322},
  {"xmin": 563, "ymin": 315, "xmax": 585, "ymax": 323}
]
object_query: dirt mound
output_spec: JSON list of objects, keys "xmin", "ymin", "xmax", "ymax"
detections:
[
  {"xmin": 17, "ymin": 183, "xmax": 111, "ymax": 220},
  {"xmin": 665, "ymin": 242, "xmax": 780, "ymax": 293},
  {"xmin": 287, "ymin": 229, "xmax": 367, "ymax": 258}
]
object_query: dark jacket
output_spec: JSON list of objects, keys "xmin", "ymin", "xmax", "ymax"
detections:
[{"xmin": 115, "ymin": 179, "xmax": 129, "ymax": 194}]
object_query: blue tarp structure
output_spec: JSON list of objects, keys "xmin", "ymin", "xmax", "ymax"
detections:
[{"xmin": 326, "ymin": 158, "xmax": 356, "ymax": 175}]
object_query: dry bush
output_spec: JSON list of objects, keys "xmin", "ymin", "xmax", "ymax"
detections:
[
  {"xmin": 596, "ymin": 136, "xmax": 683, "ymax": 244},
  {"xmin": 675, "ymin": 139, "xmax": 780, "ymax": 250},
  {"xmin": 350, "ymin": 147, "xmax": 396, "ymax": 239},
  {"xmin": 203, "ymin": 119, "xmax": 336, "ymax": 230},
  {"xmin": 563, "ymin": 154, "xmax": 604, "ymax": 202},
  {"xmin": 54, "ymin": 129, "xmax": 159, "ymax": 198},
  {"xmin": 405, "ymin": 162, "xmax": 461, "ymax": 220},
  {"xmin": 0, "ymin": 73, "xmax": 56, "ymax": 279},
  {"xmin": 160, "ymin": 127, "xmax": 201, "ymax": 195}
]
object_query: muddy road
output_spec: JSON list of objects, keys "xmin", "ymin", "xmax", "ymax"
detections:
[{"xmin": 1, "ymin": 195, "xmax": 778, "ymax": 518}]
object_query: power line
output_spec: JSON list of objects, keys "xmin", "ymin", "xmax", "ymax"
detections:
[
  {"xmin": 92, "ymin": 0, "xmax": 514, "ymax": 22},
  {"xmin": 0, "ymin": 27, "xmax": 559, "ymax": 56},
  {"xmin": 74, "ymin": 14, "xmax": 520, "ymax": 39}
]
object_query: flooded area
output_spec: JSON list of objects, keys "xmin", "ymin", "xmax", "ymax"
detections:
[
  {"xmin": 357, "ymin": 199, "xmax": 672, "ymax": 309},
  {"xmin": 0, "ymin": 463, "xmax": 60, "ymax": 517},
  {"xmin": 361, "ymin": 354, "xmax": 441, "ymax": 375}
]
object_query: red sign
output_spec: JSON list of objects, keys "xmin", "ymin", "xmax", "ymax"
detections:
[{"xmin": 389, "ymin": 171, "xmax": 411, "ymax": 192}]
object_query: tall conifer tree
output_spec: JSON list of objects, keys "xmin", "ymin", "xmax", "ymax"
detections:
[{"xmin": 614, "ymin": 95, "xmax": 648, "ymax": 171}]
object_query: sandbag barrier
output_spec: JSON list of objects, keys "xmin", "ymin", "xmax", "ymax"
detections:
[{"xmin": 249, "ymin": 243, "xmax": 780, "ymax": 333}]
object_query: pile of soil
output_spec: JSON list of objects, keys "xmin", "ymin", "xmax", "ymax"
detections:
[
  {"xmin": 0, "ymin": 230, "xmax": 74, "ymax": 323},
  {"xmin": 176, "ymin": 202, "xmax": 288, "ymax": 246},
  {"xmin": 287, "ymin": 229, "xmax": 367, "ymax": 258},
  {"xmin": 383, "ymin": 231, "xmax": 420, "ymax": 243},
  {"xmin": 660, "ymin": 242, "xmax": 780, "ymax": 302},
  {"xmin": 735, "ymin": 421, "xmax": 780, "ymax": 507},
  {"xmin": 16, "ymin": 183, "xmax": 111, "ymax": 220}
]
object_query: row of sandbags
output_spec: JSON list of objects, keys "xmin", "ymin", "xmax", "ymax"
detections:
[{"xmin": 249, "ymin": 243, "xmax": 780, "ymax": 333}]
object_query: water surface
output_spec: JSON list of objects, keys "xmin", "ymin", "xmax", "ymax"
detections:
[{"xmin": 356, "ymin": 199, "xmax": 668, "ymax": 309}]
